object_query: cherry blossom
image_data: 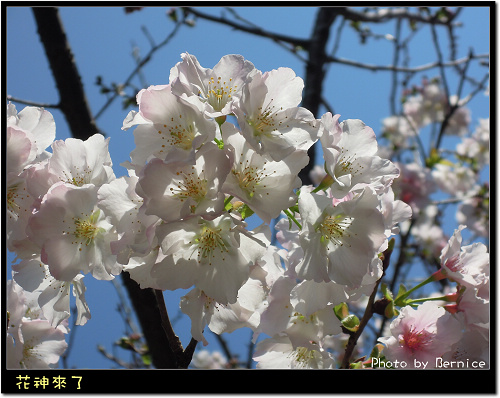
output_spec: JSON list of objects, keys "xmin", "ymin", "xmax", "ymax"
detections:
[
  {"xmin": 6, "ymin": 280, "xmax": 68, "ymax": 369},
  {"xmin": 232, "ymin": 67, "xmax": 319, "ymax": 161},
  {"xmin": 221, "ymin": 124, "xmax": 307, "ymax": 223},
  {"xmin": 296, "ymin": 187, "xmax": 387, "ymax": 287},
  {"xmin": 169, "ymin": 52, "xmax": 258, "ymax": 119},
  {"xmin": 7, "ymin": 104, "xmax": 56, "ymax": 251},
  {"xmin": 122, "ymin": 84, "xmax": 219, "ymax": 169},
  {"xmin": 440, "ymin": 325, "xmax": 489, "ymax": 368},
  {"xmin": 26, "ymin": 183, "xmax": 121, "ymax": 282},
  {"xmin": 97, "ymin": 172, "xmax": 160, "ymax": 264},
  {"xmin": 7, "ymin": 103, "xmax": 56, "ymax": 161},
  {"xmin": 191, "ymin": 349, "xmax": 228, "ymax": 369},
  {"xmin": 253, "ymin": 335, "xmax": 335, "ymax": 369},
  {"xmin": 391, "ymin": 161, "xmax": 436, "ymax": 213},
  {"xmin": 378, "ymin": 301, "xmax": 463, "ymax": 368},
  {"xmin": 439, "ymin": 225, "xmax": 489, "ymax": 290},
  {"xmin": 12, "ymin": 257, "xmax": 91, "ymax": 327},
  {"xmin": 135, "ymin": 142, "xmax": 230, "ymax": 222},
  {"xmin": 319, "ymin": 113, "xmax": 399, "ymax": 198},
  {"xmin": 151, "ymin": 213, "xmax": 268, "ymax": 304}
]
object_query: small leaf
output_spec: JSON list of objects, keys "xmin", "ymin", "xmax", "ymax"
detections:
[
  {"xmin": 384, "ymin": 300, "xmax": 394, "ymax": 318},
  {"xmin": 381, "ymin": 283, "xmax": 394, "ymax": 301},
  {"xmin": 395, "ymin": 283, "xmax": 408, "ymax": 301},
  {"xmin": 334, "ymin": 302, "xmax": 349, "ymax": 321},
  {"xmin": 341, "ymin": 314, "xmax": 360, "ymax": 332},
  {"xmin": 141, "ymin": 353, "xmax": 152, "ymax": 366},
  {"xmin": 236, "ymin": 204, "xmax": 254, "ymax": 220}
]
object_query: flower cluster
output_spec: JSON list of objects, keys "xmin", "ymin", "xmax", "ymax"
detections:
[{"xmin": 6, "ymin": 53, "xmax": 489, "ymax": 370}]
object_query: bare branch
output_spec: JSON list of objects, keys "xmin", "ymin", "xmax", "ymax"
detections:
[
  {"xmin": 336, "ymin": 6, "xmax": 461, "ymax": 25},
  {"xmin": 94, "ymin": 20, "xmax": 183, "ymax": 120},
  {"xmin": 325, "ymin": 52, "xmax": 489, "ymax": 73},
  {"xmin": 6, "ymin": 95, "xmax": 59, "ymax": 109},
  {"xmin": 183, "ymin": 7, "xmax": 310, "ymax": 49},
  {"xmin": 32, "ymin": 7, "xmax": 101, "ymax": 139},
  {"xmin": 340, "ymin": 240, "xmax": 394, "ymax": 369}
]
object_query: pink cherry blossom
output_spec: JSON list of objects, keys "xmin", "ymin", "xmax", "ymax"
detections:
[{"xmin": 378, "ymin": 301, "xmax": 463, "ymax": 368}]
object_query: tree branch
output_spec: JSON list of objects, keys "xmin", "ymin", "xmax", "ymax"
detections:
[
  {"xmin": 340, "ymin": 240, "xmax": 394, "ymax": 369},
  {"xmin": 32, "ymin": 7, "xmax": 101, "ymax": 139},
  {"xmin": 121, "ymin": 273, "xmax": 178, "ymax": 368},
  {"xmin": 298, "ymin": 7, "xmax": 338, "ymax": 186},
  {"xmin": 325, "ymin": 52, "xmax": 489, "ymax": 73},
  {"xmin": 182, "ymin": 7, "xmax": 310, "ymax": 50}
]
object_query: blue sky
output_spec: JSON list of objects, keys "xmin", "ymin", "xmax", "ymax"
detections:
[{"xmin": 6, "ymin": 6, "xmax": 490, "ymax": 369}]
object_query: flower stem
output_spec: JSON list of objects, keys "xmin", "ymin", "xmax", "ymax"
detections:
[
  {"xmin": 395, "ymin": 273, "xmax": 439, "ymax": 304},
  {"xmin": 283, "ymin": 208, "xmax": 302, "ymax": 230}
]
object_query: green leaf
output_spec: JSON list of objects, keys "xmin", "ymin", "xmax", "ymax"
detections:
[
  {"xmin": 236, "ymin": 204, "xmax": 254, "ymax": 220},
  {"xmin": 395, "ymin": 283, "xmax": 407, "ymax": 300},
  {"xmin": 381, "ymin": 283, "xmax": 394, "ymax": 301},
  {"xmin": 341, "ymin": 314, "xmax": 360, "ymax": 332},
  {"xmin": 141, "ymin": 353, "xmax": 152, "ymax": 366},
  {"xmin": 384, "ymin": 301, "xmax": 399, "ymax": 319},
  {"xmin": 334, "ymin": 302, "xmax": 349, "ymax": 321}
]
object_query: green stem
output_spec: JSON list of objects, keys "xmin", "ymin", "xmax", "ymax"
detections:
[
  {"xmin": 395, "ymin": 274, "xmax": 438, "ymax": 304},
  {"xmin": 405, "ymin": 295, "xmax": 450, "ymax": 305},
  {"xmin": 283, "ymin": 208, "xmax": 302, "ymax": 230},
  {"xmin": 224, "ymin": 195, "xmax": 234, "ymax": 208},
  {"xmin": 214, "ymin": 137, "xmax": 224, "ymax": 149}
]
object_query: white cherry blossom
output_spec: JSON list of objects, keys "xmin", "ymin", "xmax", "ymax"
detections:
[
  {"xmin": 232, "ymin": 67, "xmax": 319, "ymax": 161},
  {"xmin": 296, "ymin": 187, "xmax": 387, "ymax": 287},
  {"xmin": 169, "ymin": 52, "xmax": 258, "ymax": 118},
  {"xmin": 26, "ymin": 183, "xmax": 121, "ymax": 282},
  {"xmin": 253, "ymin": 335, "xmax": 335, "ymax": 369},
  {"xmin": 135, "ymin": 142, "xmax": 230, "ymax": 222},
  {"xmin": 122, "ymin": 84, "xmax": 219, "ymax": 169},
  {"xmin": 221, "ymin": 124, "xmax": 307, "ymax": 223},
  {"xmin": 12, "ymin": 257, "xmax": 91, "ymax": 327},
  {"xmin": 6, "ymin": 280, "xmax": 68, "ymax": 369},
  {"xmin": 152, "ymin": 214, "xmax": 268, "ymax": 304},
  {"xmin": 319, "ymin": 113, "xmax": 399, "ymax": 198}
]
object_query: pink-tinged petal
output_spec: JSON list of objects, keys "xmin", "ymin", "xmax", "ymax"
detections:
[{"xmin": 42, "ymin": 235, "xmax": 86, "ymax": 281}]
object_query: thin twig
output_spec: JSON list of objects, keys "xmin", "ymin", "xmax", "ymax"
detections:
[
  {"xmin": 183, "ymin": 7, "xmax": 310, "ymax": 50},
  {"xmin": 6, "ymin": 95, "xmax": 60, "ymax": 109},
  {"xmin": 325, "ymin": 52, "xmax": 489, "ymax": 73},
  {"xmin": 94, "ymin": 20, "xmax": 183, "ymax": 120},
  {"xmin": 340, "ymin": 241, "xmax": 395, "ymax": 368}
]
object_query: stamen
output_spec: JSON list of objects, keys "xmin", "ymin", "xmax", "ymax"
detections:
[
  {"xmin": 72, "ymin": 210, "xmax": 102, "ymax": 246},
  {"xmin": 169, "ymin": 166, "xmax": 207, "ymax": 207},
  {"xmin": 191, "ymin": 225, "xmax": 230, "ymax": 266},
  {"xmin": 400, "ymin": 326, "xmax": 433, "ymax": 353},
  {"xmin": 318, "ymin": 214, "xmax": 354, "ymax": 248}
]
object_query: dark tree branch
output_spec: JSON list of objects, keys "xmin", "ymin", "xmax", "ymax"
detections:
[
  {"xmin": 340, "ymin": 240, "xmax": 394, "ymax": 369},
  {"xmin": 335, "ymin": 6, "xmax": 460, "ymax": 25},
  {"xmin": 298, "ymin": 7, "xmax": 338, "ymax": 186},
  {"xmin": 121, "ymin": 273, "xmax": 178, "ymax": 368},
  {"xmin": 32, "ymin": 7, "xmax": 101, "ymax": 139},
  {"xmin": 183, "ymin": 7, "xmax": 310, "ymax": 50},
  {"xmin": 94, "ymin": 19, "xmax": 183, "ymax": 120},
  {"xmin": 6, "ymin": 95, "xmax": 59, "ymax": 109}
]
